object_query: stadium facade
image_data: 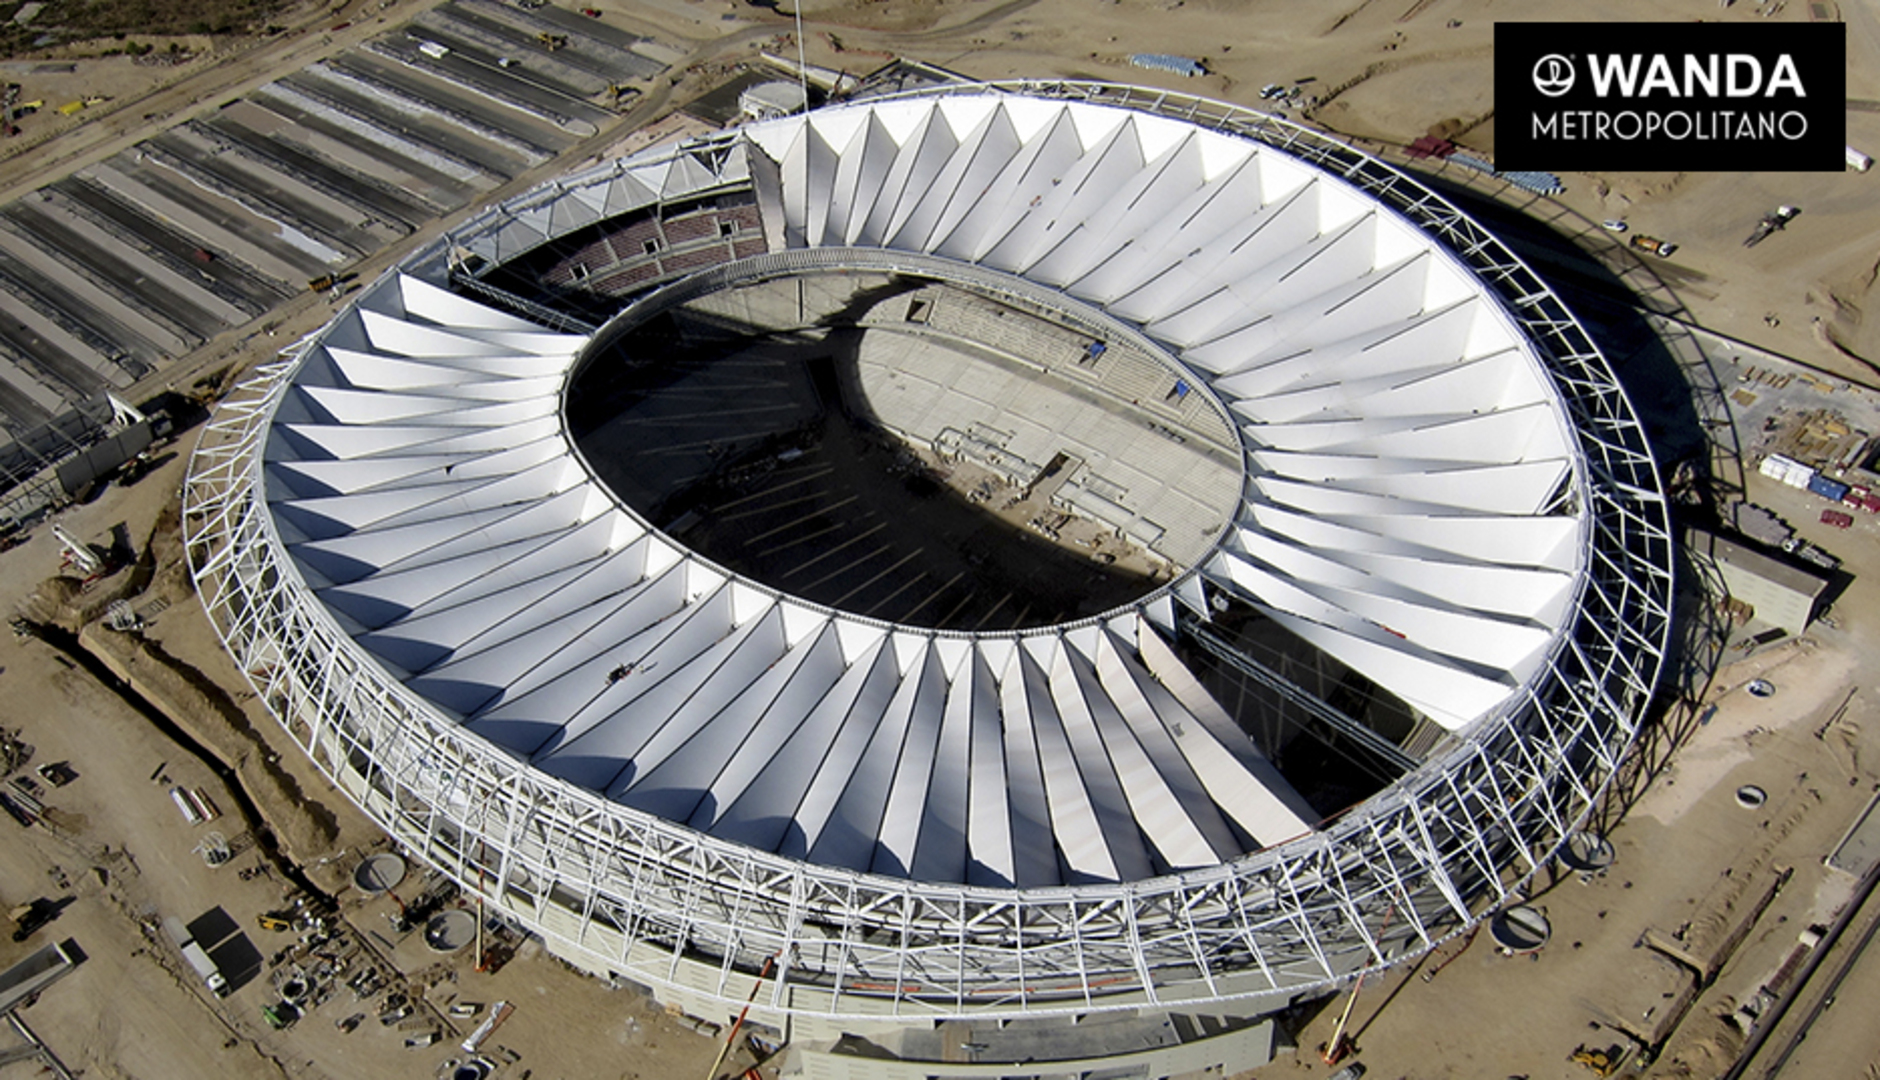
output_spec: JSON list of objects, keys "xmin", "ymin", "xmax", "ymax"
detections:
[{"xmin": 184, "ymin": 82, "xmax": 1675, "ymax": 1077}]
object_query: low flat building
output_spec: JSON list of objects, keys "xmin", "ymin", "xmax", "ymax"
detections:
[{"xmin": 1687, "ymin": 527, "xmax": 1831, "ymax": 637}]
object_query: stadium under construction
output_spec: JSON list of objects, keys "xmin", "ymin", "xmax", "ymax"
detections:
[{"xmin": 183, "ymin": 82, "xmax": 1676, "ymax": 1077}]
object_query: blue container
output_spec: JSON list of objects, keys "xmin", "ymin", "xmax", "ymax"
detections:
[
  {"xmin": 1129, "ymin": 54, "xmax": 1206, "ymax": 78},
  {"xmin": 1808, "ymin": 475, "xmax": 1850, "ymax": 502}
]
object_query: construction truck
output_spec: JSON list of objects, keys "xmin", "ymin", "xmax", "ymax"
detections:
[
  {"xmin": 162, "ymin": 917, "xmax": 229, "ymax": 997},
  {"xmin": 1744, "ymin": 205, "xmax": 1800, "ymax": 248},
  {"xmin": 1571, "ymin": 1044, "xmax": 1623, "ymax": 1077},
  {"xmin": 537, "ymin": 32, "xmax": 566, "ymax": 50},
  {"xmin": 9, "ymin": 900, "xmax": 54, "ymax": 942},
  {"xmin": 1629, "ymin": 234, "xmax": 1677, "ymax": 258}
]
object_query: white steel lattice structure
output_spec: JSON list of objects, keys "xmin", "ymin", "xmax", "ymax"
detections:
[{"xmin": 184, "ymin": 83, "xmax": 1674, "ymax": 1022}]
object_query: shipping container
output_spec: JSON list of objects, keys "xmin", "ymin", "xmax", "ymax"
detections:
[
  {"xmin": 1760, "ymin": 454, "xmax": 1806, "ymax": 480},
  {"xmin": 1808, "ymin": 475, "xmax": 1850, "ymax": 502},
  {"xmin": 1128, "ymin": 54, "xmax": 1207, "ymax": 78},
  {"xmin": 1822, "ymin": 509, "xmax": 1853, "ymax": 529},
  {"xmin": 170, "ymin": 786, "xmax": 204, "ymax": 825}
]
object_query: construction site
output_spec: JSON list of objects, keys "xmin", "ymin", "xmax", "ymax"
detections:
[{"xmin": 0, "ymin": 1, "xmax": 1877, "ymax": 1079}]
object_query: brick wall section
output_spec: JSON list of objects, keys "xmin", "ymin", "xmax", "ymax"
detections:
[
  {"xmin": 606, "ymin": 218, "xmax": 664, "ymax": 264},
  {"xmin": 662, "ymin": 246, "xmax": 733, "ymax": 274},
  {"xmin": 591, "ymin": 261, "xmax": 662, "ymax": 294},
  {"xmin": 724, "ymin": 204, "xmax": 762, "ymax": 232},
  {"xmin": 662, "ymin": 214, "xmax": 720, "ymax": 244},
  {"xmin": 536, "ymin": 193, "xmax": 771, "ymax": 301}
]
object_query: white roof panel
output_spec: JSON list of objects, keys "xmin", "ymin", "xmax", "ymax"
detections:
[{"xmin": 248, "ymin": 90, "xmax": 1599, "ymax": 888}]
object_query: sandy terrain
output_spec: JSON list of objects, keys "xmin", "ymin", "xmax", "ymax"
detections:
[
  {"xmin": 7, "ymin": 0, "xmax": 1873, "ymax": 407},
  {"xmin": 0, "ymin": 1, "xmax": 1877, "ymax": 1078},
  {"xmin": 1253, "ymin": 637, "xmax": 1880, "ymax": 1080},
  {"xmin": 777, "ymin": 0, "xmax": 1880, "ymax": 381},
  {"xmin": 0, "ymin": 435, "xmax": 732, "ymax": 1080},
  {"xmin": 1235, "ymin": 323, "xmax": 1880, "ymax": 1080}
]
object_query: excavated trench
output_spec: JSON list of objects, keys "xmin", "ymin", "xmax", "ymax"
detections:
[{"xmin": 19, "ymin": 618, "xmax": 336, "ymax": 908}]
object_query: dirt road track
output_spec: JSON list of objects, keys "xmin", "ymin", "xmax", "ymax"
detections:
[
  {"xmin": 0, "ymin": 0, "xmax": 461, "ymax": 203},
  {"xmin": 1727, "ymin": 862, "xmax": 1880, "ymax": 1080}
]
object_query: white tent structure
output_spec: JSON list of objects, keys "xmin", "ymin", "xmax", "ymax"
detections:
[{"xmin": 185, "ymin": 83, "xmax": 1672, "ymax": 1036}]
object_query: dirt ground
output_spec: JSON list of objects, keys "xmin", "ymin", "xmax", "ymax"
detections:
[
  {"xmin": 0, "ymin": 0, "xmax": 1878, "ymax": 1077},
  {"xmin": 784, "ymin": 0, "xmax": 1880, "ymax": 382},
  {"xmin": 7, "ymin": 0, "xmax": 1875, "ymax": 395},
  {"xmin": 1236, "ymin": 332, "xmax": 1880, "ymax": 1080},
  {"xmin": 817, "ymin": 0, "xmax": 1796, "ymax": 392},
  {"xmin": 0, "ymin": 433, "xmax": 731, "ymax": 1080},
  {"xmin": 1255, "ymin": 635, "xmax": 1880, "ymax": 1080}
]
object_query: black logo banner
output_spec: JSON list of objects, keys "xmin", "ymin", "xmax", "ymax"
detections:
[{"xmin": 1495, "ymin": 22, "xmax": 1846, "ymax": 171}]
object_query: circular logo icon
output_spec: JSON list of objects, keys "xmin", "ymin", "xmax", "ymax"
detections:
[{"xmin": 1532, "ymin": 53, "xmax": 1575, "ymax": 98}]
